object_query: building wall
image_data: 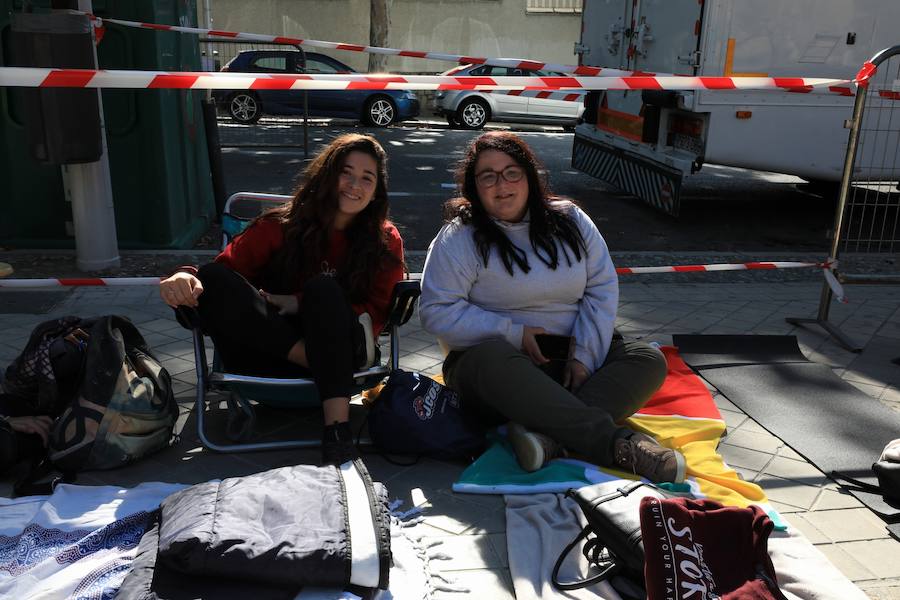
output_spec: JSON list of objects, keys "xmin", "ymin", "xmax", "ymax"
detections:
[{"xmin": 204, "ymin": 0, "xmax": 581, "ymax": 74}]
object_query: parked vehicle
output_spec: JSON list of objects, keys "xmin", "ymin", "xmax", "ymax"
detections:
[
  {"xmin": 214, "ymin": 50, "xmax": 420, "ymax": 126},
  {"xmin": 572, "ymin": 0, "xmax": 900, "ymax": 215},
  {"xmin": 432, "ymin": 64, "xmax": 584, "ymax": 130}
]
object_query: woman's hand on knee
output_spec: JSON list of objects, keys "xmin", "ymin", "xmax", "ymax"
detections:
[
  {"xmin": 6, "ymin": 415, "xmax": 53, "ymax": 447},
  {"xmin": 259, "ymin": 290, "xmax": 299, "ymax": 316},
  {"xmin": 160, "ymin": 272, "xmax": 204, "ymax": 308},
  {"xmin": 521, "ymin": 326, "xmax": 549, "ymax": 365},
  {"xmin": 563, "ymin": 359, "xmax": 590, "ymax": 391}
]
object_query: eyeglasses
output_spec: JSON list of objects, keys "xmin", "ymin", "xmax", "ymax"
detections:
[{"xmin": 475, "ymin": 165, "xmax": 526, "ymax": 188}]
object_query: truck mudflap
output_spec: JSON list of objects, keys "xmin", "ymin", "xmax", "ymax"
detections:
[{"xmin": 572, "ymin": 133, "xmax": 684, "ymax": 216}]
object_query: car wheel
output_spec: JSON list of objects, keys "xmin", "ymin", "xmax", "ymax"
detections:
[
  {"xmin": 446, "ymin": 114, "xmax": 460, "ymax": 129},
  {"xmin": 229, "ymin": 92, "xmax": 261, "ymax": 124},
  {"xmin": 364, "ymin": 96, "xmax": 397, "ymax": 127},
  {"xmin": 457, "ymin": 98, "xmax": 489, "ymax": 130}
]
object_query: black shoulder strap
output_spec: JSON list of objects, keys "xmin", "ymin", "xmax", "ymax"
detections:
[
  {"xmin": 831, "ymin": 470, "xmax": 884, "ymax": 494},
  {"xmin": 551, "ymin": 525, "xmax": 621, "ymax": 591}
]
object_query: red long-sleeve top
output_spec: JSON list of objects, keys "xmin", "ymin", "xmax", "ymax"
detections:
[{"xmin": 215, "ymin": 218, "xmax": 405, "ymax": 334}]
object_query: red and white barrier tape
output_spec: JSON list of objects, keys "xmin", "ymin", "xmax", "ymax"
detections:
[
  {"xmin": 488, "ymin": 89, "xmax": 585, "ymax": 102},
  {"xmin": 856, "ymin": 62, "xmax": 877, "ymax": 87},
  {"xmin": 0, "ymin": 277, "xmax": 162, "ymax": 287},
  {"xmin": 615, "ymin": 260, "xmax": 821, "ymax": 274},
  {"xmin": 0, "ymin": 67, "xmax": 850, "ymax": 94},
  {"xmin": 73, "ymin": 11, "xmax": 669, "ymax": 79},
  {"xmin": 616, "ymin": 260, "xmax": 846, "ymax": 302},
  {"xmin": 73, "ymin": 10, "xmax": 867, "ymax": 96},
  {"xmin": 0, "ymin": 261, "xmax": 847, "ymax": 302}
]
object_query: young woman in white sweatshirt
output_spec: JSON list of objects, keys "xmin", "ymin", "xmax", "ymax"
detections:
[{"xmin": 419, "ymin": 131, "xmax": 685, "ymax": 483}]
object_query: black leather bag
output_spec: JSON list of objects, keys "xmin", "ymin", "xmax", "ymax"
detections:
[
  {"xmin": 552, "ymin": 480, "xmax": 668, "ymax": 592},
  {"xmin": 874, "ymin": 440, "xmax": 900, "ymax": 502},
  {"xmin": 835, "ymin": 440, "xmax": 900, "ymax": 505}
]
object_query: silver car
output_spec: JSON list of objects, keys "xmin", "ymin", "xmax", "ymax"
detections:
[{"xmin": 432, "ymin": 64, "xmax": 585, "ymax": 130}]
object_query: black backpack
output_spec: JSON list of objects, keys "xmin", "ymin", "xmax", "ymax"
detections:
[
  {"xmin": 367, "ymin": 369, "xmax": 485, "ymax": 460},
  {"xmin": 3, "ymin": 315, "xmax": 178, "ymax": 489}
]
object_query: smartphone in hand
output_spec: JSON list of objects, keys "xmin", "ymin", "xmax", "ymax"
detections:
[
  {"xmin": 535, "ymin": 334, "xmax": 572, "ymax": 361},
  {"xmin": 534, "ymin": 334, "xmax": 572, "ymax": 384}
]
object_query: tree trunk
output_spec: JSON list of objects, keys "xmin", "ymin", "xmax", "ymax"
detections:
[{"xmin": 368, "ymin": 0, "xmax": 391, "ymax": 73}]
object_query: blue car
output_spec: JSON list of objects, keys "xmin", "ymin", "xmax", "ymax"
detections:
[{"xmin": 214, "ymin": 50, "xmax": 419, "ymax": 127}]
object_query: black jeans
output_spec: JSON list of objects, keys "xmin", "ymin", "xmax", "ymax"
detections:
[
  {"xmin": 444, "ymin": 336, "xmax": 668, "ymax": 467},
  {"xmin": 195, "ymin": 263, "xmax": 363, "ymax": 400}
]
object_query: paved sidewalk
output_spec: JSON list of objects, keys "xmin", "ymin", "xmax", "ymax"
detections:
[{"xmin": 1, "ymin": 280, "xmax": 899, "ymax": 598}]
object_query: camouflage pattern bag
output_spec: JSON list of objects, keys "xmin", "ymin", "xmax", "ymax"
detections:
[{"xmin": 48, "ymin": 316, "xmax": 178, "ymax": 472}]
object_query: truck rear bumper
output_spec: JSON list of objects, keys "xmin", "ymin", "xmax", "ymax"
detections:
[{"xmin": 572, "ymin": 133, "xmax": 686, "ymax": 216}]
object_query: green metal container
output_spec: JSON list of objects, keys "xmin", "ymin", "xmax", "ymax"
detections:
[
  {"xmin": 0, "ymin": 0, "xmax": 214, "ymax": 249},
  {"xmin": 0, "ymin": 0, "xmax": 67, "ymax": 247}
]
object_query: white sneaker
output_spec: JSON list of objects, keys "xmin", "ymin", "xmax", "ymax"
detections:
[
  {"xmin": 507, "ymin": 423, "xmax": 563, "ymax": 472},
  {"xmin": 358, "ymin": 312, "xmax": 376, "ymax": 369}
]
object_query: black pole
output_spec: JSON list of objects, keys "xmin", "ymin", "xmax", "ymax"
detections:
[
  {"xmin": 295, "ymin": 45, "xmax": 309, "ymax": 159},
  {"xmin": 202, "ymin": 98, "xmax": 226, "ymax": 221}
]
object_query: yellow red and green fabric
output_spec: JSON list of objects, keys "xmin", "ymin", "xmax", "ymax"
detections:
[{"xmin": 453, "ymin": 346, "xmax": 785, "ymax": 529}]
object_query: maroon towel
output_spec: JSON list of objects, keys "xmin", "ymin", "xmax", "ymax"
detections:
[{"xmin": 639, "ymin": 497, "xmax": 788, "ymax": 600}]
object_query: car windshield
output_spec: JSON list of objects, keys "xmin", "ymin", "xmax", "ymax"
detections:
[
  {"xmin": 441, "ymin": 65, "xmax": 470, "ymax": 76},
  {"xmin": 440, "ymin": 64, "xmax": 553, "ymax": 77}
]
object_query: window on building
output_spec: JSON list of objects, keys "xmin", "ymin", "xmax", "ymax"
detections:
[{"xmin": 526, "ymin": 0, "xmax": 583, "ymax": 14}]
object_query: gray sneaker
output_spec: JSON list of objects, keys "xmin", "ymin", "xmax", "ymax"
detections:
[
  {"xmin": 507, "ymin": 423, "xmax": 563, "ymax": 472},
  {"xmin": 613, "ymin": 431, "xmax": 686, "ymax": 483}
]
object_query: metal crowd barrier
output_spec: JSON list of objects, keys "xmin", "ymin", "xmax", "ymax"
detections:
[{"xmin": 788, "ymin": 45, "xmax": 900, "ymax": 351}]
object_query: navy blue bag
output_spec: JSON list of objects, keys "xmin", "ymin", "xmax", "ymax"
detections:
[{"xmin": 368, "ymin": 370, "xmax": 486, "ymax": 460}]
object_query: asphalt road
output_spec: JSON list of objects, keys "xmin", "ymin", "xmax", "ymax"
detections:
[{"xmin": 219, "ymin": 120, "xmax": 838, "ymax": 253}]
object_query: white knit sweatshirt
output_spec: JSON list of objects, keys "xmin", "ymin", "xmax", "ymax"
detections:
[{"xmin": 419, "ymin": 201, "xmax": 619, "ymax": 372}]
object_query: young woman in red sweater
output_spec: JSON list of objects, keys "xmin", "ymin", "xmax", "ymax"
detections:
[{"xmin": 159, "ymin": 134, "xmax": 405, "ymax": 465}]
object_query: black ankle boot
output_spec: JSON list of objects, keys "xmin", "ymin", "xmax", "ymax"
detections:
[{"xmin": 321, "ymin": 421, "xmax": 359, "ymax": 466}]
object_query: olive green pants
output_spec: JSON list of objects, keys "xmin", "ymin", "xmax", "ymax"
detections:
[{"xmin": 444, "ymin": 337, "xmax": 667, "ymax": 466}]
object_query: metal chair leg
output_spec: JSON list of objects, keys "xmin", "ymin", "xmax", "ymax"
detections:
[{"xmin": 190, "ymin": 327, "xmax": 323, "ymax": 453}]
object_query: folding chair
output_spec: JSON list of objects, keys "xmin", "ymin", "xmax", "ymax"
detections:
[{"xmin": 178, "ymin": 192, "xmax": 420, "ymax": 453}]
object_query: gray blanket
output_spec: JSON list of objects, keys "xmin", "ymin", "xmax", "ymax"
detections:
[{"xmin": 505, "ymin": 493, "xmax": 867, "ymax": 600}]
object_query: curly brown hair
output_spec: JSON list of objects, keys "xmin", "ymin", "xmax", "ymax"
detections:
[
  {"xmin": 444, "ymin": 131, "xmax": 585, "ymax": 276},
  {"xmin": 262, "ymin": 133, "xmax": 401, "ymax": 302}
]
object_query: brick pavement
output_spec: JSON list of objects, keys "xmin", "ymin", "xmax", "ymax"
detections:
[{"xmin": 1, "ymin": 280, "xmax": 899, "ymax": 598}]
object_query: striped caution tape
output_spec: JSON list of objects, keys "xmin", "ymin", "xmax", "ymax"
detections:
[
  {"xmin": 72, "ymin": 11, "xmax": 674, "ymax": 79},
  {"xmin": 616, "ymin": 259, "xmax": 847, "ymax": 302},
  {"xmin": 0, "ymin": 277, "xmax": 163, "ymax": 287},
  {"xmin": 73, "ymin": 9, "xmax": 865, "ymax": 98},
  {"xmin": 615, "ymin": 260, "xmax": 824, "ymax": 274},
  {"xmin": 0, "ymin": 260, "xmax": 847, "ymax": 302},
  {"xmin": 0, "ymin": 67, "xmax": 850, "ymax": 93},
  {"xmin": 487, "ymin": 89, "xmax": 585, "ymax": 102}
]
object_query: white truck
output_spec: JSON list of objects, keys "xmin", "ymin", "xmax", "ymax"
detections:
[{"xmin": 572, "ymin": 0, "xmax": 900, "ymax": 215}]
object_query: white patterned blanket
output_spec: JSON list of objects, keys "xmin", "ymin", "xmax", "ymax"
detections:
[
  {"xmin": 0, "ymin": 482, "xmax": 437, "ymax": 600},
  {"xmin": 0, "ymin": 482, "xmax": 184, "ymax": 599}
]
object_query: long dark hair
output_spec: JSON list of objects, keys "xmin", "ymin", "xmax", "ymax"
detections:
[
  {"xmin": 261, "ymin": 133, "xmax": 401, "ymax": 301},
  {"xmin": 443, "ymin": 131, "xmax": 585, "ymax": 276}
]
